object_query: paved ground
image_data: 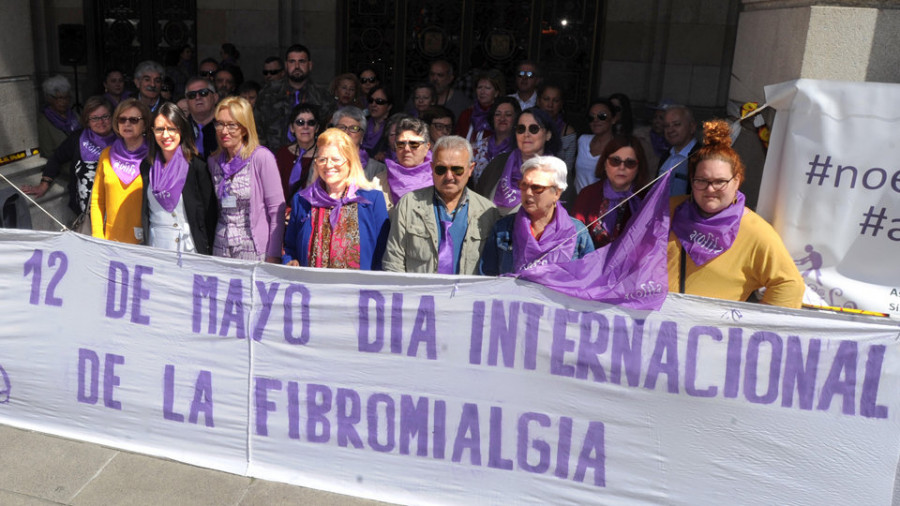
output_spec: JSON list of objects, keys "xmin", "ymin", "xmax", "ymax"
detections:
[{"xmin": 0, "ymin": 424, "xmax": 393, "ymax": 506}]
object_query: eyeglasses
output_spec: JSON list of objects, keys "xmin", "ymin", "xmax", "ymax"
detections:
[
  {"xmin": 396, "ymin": 139, "xmax": 425, "ymax": 150},
  {"xmin": 213, "ymin": 121, "xmax": 242, "ymax": 133},
  {"xmin": 434, "ymin": 165, "xmax": 465, "ymax": 176},
  {"xmin": 587, "ymin": 112, "xmax": 610, "ymax": 122},
  {"xmin": 691, "ymin": 176, "xmax": 735, "ymax": 191},
  {"xmin": 153, "ymin": 126, "xmax": 179, "ymax": 135},
  {"xmin": 518, "ymin": 71, "xmax": 535, "ymax": 78},
  {"xmin": 262, "ymin": 68, "xmax": 283, "ymax": 76},
  {"xmin": 314, "ymin": 156, "xmax": 347, "ymax": 166},
  {"xmin": 430, "ymin": 122, "xmax": 451, "ymax": 132},
  {"xmin": 117, "ymin": 116, "xmax": 142, "ymax": 125},
  {"xmin": 336, "ymin": 124, "xmax": 362, "ymax": 133},
  {"xmin": 607, "ymin": 155, "xmax": 639, "ymax": 169},
  {"xmin": 371, "ymin": 98, "xmax": 390, "ymax": 106},
  {"xmin": 160, "ymin": 86, "xmax": 172, "ymax": 93},
  {"xmin": 516, "ymin": 124, "xmax": 542, "ymax": 135},
  {"xmin": 185, "ymin": 89, "xmax": 213, "ymax": 99},
  {"xmin": 200, "ymin": 70, "xmax": 216, "ymax": 77},
  {"xmin": 518, "ymin": 182, "xmax": 555, "ymax": 194},
  {"xmin": 360, "ymin": 77, "xmax": 378, "ymax": 84},
  {"xmin": 293, "ymin": 118, "xmax": 318, "ymax": 127},
  {"xmin": 88, "ymin": 114, "xmax": 111, "ymax": 123}
]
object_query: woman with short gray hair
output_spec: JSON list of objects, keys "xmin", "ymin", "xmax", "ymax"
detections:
[
  {"xmin": 373, "ymin": 116, "xmax": 433, "ymax": 207},
  {"xmin": 38, "ymin": 75, "xmax": 80, "ymax": 159}
]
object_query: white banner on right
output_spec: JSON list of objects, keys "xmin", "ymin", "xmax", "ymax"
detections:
[{"xmin": 757, "ymin": 79, "xmax": 900, "ymax": 316}]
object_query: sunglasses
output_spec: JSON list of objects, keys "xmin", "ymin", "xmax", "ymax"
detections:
[
  {"xmin": 518, "ymin": 182, "xmax": 554, "ymax": 194},
  {"xmin": 200, "ymin": 70, "xmax": 216, "ymax": 77},
  {"xmin": 371, "ymin": 98, "xmax": 390, "ymax": 105},
  {"xmin": 518, "ymin": 71, "xmax": 535, "ymax": 78},
  {"xmin": 607, "ymin": 155, "xmax": 639, "ymax": 169},
  {"xmin": 587, "ymin": 112, "xmax": 610, "ymax": 122},
  {"xmin": 262, "ymin": 68, "xmax": 283, "ymax": 76},
  {"xmin": 117, "ymin": 116, "xmax": 142, "ymax": 125},
  {"xmin": 337, "ymin": 124, "xmax": 362, "ymax": 133},
  {"xmin": 360, "ymin": 77, "xmax": 378, "ymax": 84},
  {"xmin": 516, "ymin": 124, "xmax": 542, "ymax": 135},
  {"xmin": 434, "ymin": 165, "xmax": 465, "ymax": 176},
  {"xmin": 396, "ymin": 140, "xmax": 425, "ymax": 150},
  {"xmin": 185, "ymin": 89, "xmax": 213, "ymax": 99},
  {"xmin": 160, "ymin": 86, "xmax": 172, "ymax": 93},
  {"xmin": 293, "ymin": 118, "xmax": 318, "ymax": 127}
]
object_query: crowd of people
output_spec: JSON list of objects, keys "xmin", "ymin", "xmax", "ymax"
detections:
[{"xmin": 24, "ymin": 41, "xmax": 805, "ymax": 309}]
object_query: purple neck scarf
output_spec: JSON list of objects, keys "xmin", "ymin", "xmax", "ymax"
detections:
[
  {"xmin": 487, "ymin": 135, "xmax": 514, "ymax": 161},
  {"xmin": 672, "ymin": 191, "xmax": 746, "ymax": 266},
  {"xmin": 363, "ymin": 119, "xmax": 384, "ymax": 152},
  {"xmin": 109, "ymin": 138, "xmax": 148, "ymax": 186},
  {"xmin": 437, "ymin": 218, "xmax": 454, "ymax": 274},
  {"xmin": 298, "ymin": 181, "xmax": 370, "ymax": 230},
  {"xmin": 492, "ymin": 149, "xmax": 524, "ymax": 208},
  {"xmin": 469, "ymin": 102, "xmax": 492, "ymax": 138},
  {"xmin": 79, "ymin": 129, "xmax": 116, "ymax": 162},
  {"xmin": 150, "ymin": 149, "xmax": 190, "ymax": 212},
  {"xmin": 43, "ymin": 106, "xmax": 80, "ymax": 134},
  {"xmin": 385, "ymin": 151, "xmax": 433, "ymax": 203},
  {"xmin": 600, "ymin": 180, "xmax": 638, "ymax": 236},
  {"xmin": 553, "ymin": 116, "xmax": 566, "ymax": 137},
  {"xmin": 105, "ymin": 91, "xmax": 131, "ymax": 107},
  {"xmin": 358, "ymin": 148, "xmax": 369, "ymax": 168},
  {"xmin": 512, "ymin": 201, "xmax": 577, "ymax": 272},
  {"xmin": 216, "ymin": 145, "xmax": 259, "ymax": 199},
  {"xmin": 288, "ymin": 146, "xmax": 309, "ymax": 188}
]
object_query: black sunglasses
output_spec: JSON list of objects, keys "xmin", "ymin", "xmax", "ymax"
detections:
[
  {"xmin": 360, "ymin": 77, "xmax": 378, "ymax": 84},
  {"xmin": 160, "ymin": 86, "xmax": 172, "ymax": 93},
  {"xmin": 587, "ymin": 112, "xmax": 610, "ymax": 122},
  {"xmin": 607, "ymin": 155, "xmax": 639, "ymax": 169},
  {"xmin": 371, "ymin": 98, "xmax": 390, "ymax": 105},
  {"xmin": 293, "ymin": 118, "xmax": 318, "ymax": 127},
  {"xmin": 185, "ymin": 89, "xmax": 213, "ymax": 99},
  {"xmin": 516, "ymin": 124, "xmax": 542, "ymax": 135},
  {"xmin": 262, "ymin": 68, "xmax": 283, "ymax": 76},
  {"xmin": 199, "ymin": 70, "xmax": 216, "ymax": 77},
  {"xmin": 434, "ymin": 165, "xmax": 466, "ymax": 176}
]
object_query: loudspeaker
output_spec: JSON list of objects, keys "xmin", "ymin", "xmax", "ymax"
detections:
[{"xmin": 58, "ymin": 24, "xmax": 87, "ymax": 66}]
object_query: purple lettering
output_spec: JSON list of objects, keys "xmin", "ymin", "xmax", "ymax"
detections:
[
  {"xmin": 408, "ymin": 296, "xmax": 437, "ymax": 359},
  {"xmin": 550, "ymin": 309, "xmax": 579, "ymax": 377},
  {"xmin": 162, "ymin": 364, "xmax": 184, "ymax": 422},
  {"xmin": 103, "ymin": 353, "xmax": 124, "ymax": 410},
  {"xmin": 399, "ymin": 395, "xmax": 429, "ymax": 456},
  {"xmin": 469, "ymin": 301, "xmax": 485, "ymax": 365},
  {"xmin": 254, "ymin": 377, "xmax": 282, "ymax": 436},
  {"xmin": 391, "ymin": 293, "xmax": 403, "ymax": 353},
  {"xmin": 358, "ymin": 290, "xmax": 385, "ymax": 352},
  {"xmin": 188, "ymin": 370, "xmax": 214, "ymax": 427},
  {"xmin": 861, "ymin": 345, "xmax": 888, "ymax": 419},
  {"xmin": 130, "ymin": 265, "xmax": 152, "ymax": 325},
  {"xmin": 610, "ymin": 316, "xmax": 643, "ymax": 386},
  {"xmin": 489, "ymin": 300, "xmax": 519, "ymax": 367},
  {"xmin": 517, "ymin": 412, "xmax": 551, "ymax": 473},
  {"xmin": 288, "ymin": 381, "xmax": 300, "ymax": 439},
  {"xmin": 253, "ymin": 281, "xmax": 279, "ymax": 341},
  {"xmin": 77, "ymin": 348, "xmax": 99, "ymax": 404},
  {"xmin": 283, "ymin": 284, "xmax": 310, "ymax": 345},
  {"xmin": 192, "ymin": 275, "xmax": 218, "ymax": 334},
  {"xmin": 723, "ymin": 327, "xmax": 743, "ymax": 398},
  {"xmin": 644, "ymin": 321, "xmax": 679, "ymax": 393},
  {"xmin": 336, "ymin": 388, "xmax": 363, "ymax": 448},
  {"xmin": 366, "ymin": 393, "xmax": 395, "ymax": 452},
  {"xmin": 782, "ymin": 336, "xmax": 820, "ymax": 410},
  {"xmin": 817, "ymin": 340, "xmax": 857, "ymax": 415},
  {"xmin": 521, "ymin": 303, "xmax": 544, "ymax": 370},
  {"xmin": 433, "ymin": 400, "xmax": 446, "ymax": 460},
  {"xmin": 105, "ymin": 261, "xmax": 128, "ymax": 319},
  {"xmin": 554, "ymin": 416, "xmax": 573, "ymax": 479},
  {"xmin": 743, "ymin": 331, "xmax": 783, "ymax": 404},
  {"xmin": 488, "ymin": 406, "xmax": 513, "ymax": 470},
  {"xmin": 686, "ymin": 326, "xmax": 722, "ymax": 397},
  {"xmin": 452, "ymin": 403, "xmax": 481, "ymax": 464},
  {"xmin": 576, "ymin": 313, "xmax": 609, "ymax": 382},
  {"xmin": 306, "ymin": 383, "xmax": 332, "ymax": 443},
  {"xmin": 573, "ymin": 421, "xmax": 606, "ymax": 487},
  {"xmin": 220, "ymin": 279, "xmax": 246, "ymax": 339}
]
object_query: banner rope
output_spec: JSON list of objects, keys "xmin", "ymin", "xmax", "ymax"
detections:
[{"xmin": 0, "ymin": 170, "xmax": 70, "ymax": 231}]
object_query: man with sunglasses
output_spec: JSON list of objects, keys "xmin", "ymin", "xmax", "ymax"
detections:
[
  {"xmin": 198, "ymin": 58, "xmax": 219, "ymax": 83},
  {"xmin": 261, "ymin": 56, "xmax": 285, "ymax": 83},
  {"xmin": 509, "ymin": 61, "xmax": 540, "ymax": 111},
  {"xmin": 383, "ymin": 136, "xmax": 500, "ymax": 274},
  {"xmin": 658, "ymin": 104, "xmax": 699, "ymax": 195},
  {"xmin": 184, "ymin": 77, "xmax": 219, "ymax": 159}
]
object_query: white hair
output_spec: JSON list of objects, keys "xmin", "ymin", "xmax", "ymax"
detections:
[
  {"xmin": 433, "ymin": 135, "xmax": 473, "ymax": 163},
  {"xmin": 521, "ymin": 155, "xmax": 567, "ymax": 192},
  {"xmin": 42, "ymin": 75, "xmax": 71, "ymax": 98}
]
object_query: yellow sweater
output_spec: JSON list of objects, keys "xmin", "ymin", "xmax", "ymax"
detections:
[
  {"xmin": 667, "ymin": 196, "xmax": 805, "ymax": 308},
  {"xmin": 91, "ymin": 148, "xmax": 144, "ymax": 244}
]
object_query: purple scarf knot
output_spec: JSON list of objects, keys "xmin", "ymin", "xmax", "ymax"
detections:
[
  {"xmin": 43, "ymin": 106, "xmax": 80, "ymax": 135},
  {"xmin": 492, "ymin": 149, "xmax": 524, "ymax": 208},
  {"xmin": 363, "ymin": 120, "xmax": 384, "ymax": 152},
  {"xmin": 512, "ymin": 201, "xmax": 577, "ymax": 272},
  {"xmin": 215, "ymin": 145, "xmax": 259, "ymax": 199},
  {"xmin": 486, "ymin": 136, "xmax": 513, "ymax": 161},
  {"xmin": 385, "ymin": 151, "xmax": 433, "ymax": 203},
  {"xmin": 109, "ymin": 138, "xmax": 149, "ymax": 186},
  {"xmin": 298, "ymin": 182, "xmax": 370, "ymax": 230},
  {"xmin": 468, "ymin": 102, "xmax": 492, "ymax": 140},
  {"xmin": 600, "ymin": 180, "xmax": 639, "ymax": 236},
  {"xmin": 288, "ymin": 146, "xmax": 309, "ymax": 188},
  {"xmin": 79, "ymin": 129, "xmax": 117, "ymax": 162},
  {"xmin": 672, "ymin": 192, "xmax": 745, "ymax": 265},
  {"xmin": 150, "ymin": 149, "xmax": 190, "ymax": 212}
]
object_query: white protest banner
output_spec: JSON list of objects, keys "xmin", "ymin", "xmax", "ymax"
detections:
[
  {"xmin": 757, "ymin": 79, "xmax": 900, "ymax": 316},
  {"xmin": 1, "ymin": 229, "xmax": 899, "ymax": 504}
]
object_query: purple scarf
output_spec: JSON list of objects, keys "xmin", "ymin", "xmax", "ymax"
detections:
[
  {"xmin": 672, "ymin": 192, "xmax": 746, "ymax": 266},
  {"xmin": 215, "ymin": 145, "xmax": 259, "ymax": 199},
  {"xmin": 512, "ymin": 201, "xmax": 577, "ymax": 272},
  {"xmin": 492, "ymin": 149, "xmax": 524, "ymax": 208},
  {"xmin": 600, "ymin": 180, "xmax": 639, "ymax": 236},
  {"xmin": 104, "ymin": 91, "xmax": 131, "ymax": 107},
  {"xmin": 43, "ymin": 106, "xmax": 80, "ymax": 134},
  {"xmin": 150, "ymin": 149, "xmax": 190, "ymax": 212},
  {"xmin": 358, "ymin": 148, "xmax": 369, "ymax": 168},
  {"xmin": 79, "ymin": 129, "xmax": 116, "ymax": 162},
  {"xmin": 553, "ymin": 116, "xmax": 566, "ymax": 137},
  {"xmin": 288, "ymin": 146, "xmax": 309, "ymax": 188},
  {"xmin": 468, "ymin": 102, "xmax": 492, "ymax": 140},
  {"xmin": 363, "ymin": 119, "xmax": 384, "ymax": 152},
  {"xmin": 385, "ymin": 151, "xmax": 433, "ymax": 203},
  {"xmin": 109, "ymin": 138, "xmax": 148, "ymax": 186},
  {"xmin": 486, "ymin": 135, "xmax": 514, "ymax": 161},
  {"xmin": 298, "ymin": 181, "xmax": 370, "ymax": 230}
]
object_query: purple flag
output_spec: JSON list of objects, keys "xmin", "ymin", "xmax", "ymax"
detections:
[{"xmin": 515, "ymin": 170, "xmax": 673, "ymax": 310}]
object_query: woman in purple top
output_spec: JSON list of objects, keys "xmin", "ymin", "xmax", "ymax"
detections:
[{"xmin": 208, "ymin": 96, "xmax": 286, "ymax": 262}]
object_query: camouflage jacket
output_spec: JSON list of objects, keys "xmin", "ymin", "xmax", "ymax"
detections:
[{"xmin": 255, "ymin": 78, "xmax": 329, "ymax": 150}]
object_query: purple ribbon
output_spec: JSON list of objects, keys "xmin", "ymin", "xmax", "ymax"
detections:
[
  {"xmin": 43, "ymin": 106, "xmax": 80, "ymax": 135},
  {"xmin": 150, "ymin": 148, "xmax": 190, "ymax": 212},
  {"xmin": 384, "ymin": 151, "xmax": 433, "ymax": 203},
  {"xmin": 492, "ymin": 149, "xmax": 524, "ymax": 208},
  {"xmin": 298, "ymin": 181, "xmax": 370, "ymax": 230},
  {"xmin": 109, "ymin": 138, "xmax": 149, "ymax": 186},
  {"xmin": 511, "ymin": 200, "xmax": 577, "ymax": 272},
  {"xmin": 437, "ymin": 218, "xmax": 454, "ymax": 274},
  {"xmin": 215, "ymin": 145, "xmax": 259, "ymax": 199},
  {"xmin": 288, "ymin": 147, "xmax": 308, "ymax": 188},
  {"xmin": 79, "ymin": 129, "xmax": 116, "ymax": 162},
  {"xmin": 671, "ymin": 191, "xmax": 746, "ymax": 266}
]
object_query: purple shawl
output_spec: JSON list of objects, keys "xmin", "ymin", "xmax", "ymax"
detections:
[
  {"xmin": 298, "ymin": 181, "xmax": 370, "ymax": 230},
  {"xmin": 43, "ymin": 106, "xmax": 80, "ymax": 134},
  {"xmin": 385, "ymin": 151, "xmax": 433, "ymax": 203},
  {"xmin": 150, "ymin": 149, "xmax": 190, "ymax": 212},
  {"xmin": 79, "ymin": 129, "xmax": 117, "ymax": 162},
  {"xmin": 486, "ymin": 135, "xmax": 514, "ymax": 161},
  {"xmin": 109, "ymin": 138, "xmax": 148, "ymax": 186},
  {"xmin": 492, "ymin": 149, "xmax": 524, "ymax": 208},
  {"xmin": 215, "ymin": 145, "xmax": 260, "ymax": 199},
  {"xmin": 672, "ymin": 192, "xmax": 746, "ymax": 266},
  {"xmin": 468, "ymin": 102, "xmax": 492, "ymax": 140},
  {"xmin": 512, "ymin": 201, "xmax": 577, "ymax": 272},
  {"xmin": 363, "ymin": 119, "xmax": 384, "ymax": 152}
]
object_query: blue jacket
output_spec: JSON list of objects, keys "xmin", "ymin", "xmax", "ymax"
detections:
[
  {"xmin": 282, "ymin": 188, "xmax": 390, "ymax": 270},
  {"xmin": 479, "ymin": 213, "xmax": 595, "ymax": 275}
]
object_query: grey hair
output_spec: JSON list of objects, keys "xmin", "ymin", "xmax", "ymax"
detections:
[
  {"xmin": 134, "ymin": 60, "xmax": 165, "ymax": 80},
  {"xmin": 396, "ymin": 117, "xmax": 430, "ymax": 146},
  {"xmin": 332, "ymin": 106, "xmax": 367, "ymax": 132},
  {"xmin": 521, "ymin": 155, "xmax": 568, "ymax": 192},
  {"xmin": 42, "ymin": 75, "xmax": 71, "ymax": 97},
  {"xmin": 185, "ymin": 76, "xmax": 215, "ymax": 93},
  {"xmin": 432, "ymin": 135, "xmax": 472, "ymax": 163},
  {"xmin": 665, "ymin": 104, "xmax": 695, "ymax": 124}
]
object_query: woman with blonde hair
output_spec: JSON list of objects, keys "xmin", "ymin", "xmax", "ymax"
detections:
[
  {"xmin": 283, "ymin": 128, "xmax": 389, "ymax": 270},
  {"xmin": 208, "ymin": 96, "xmax": 285, "ymax": 262}
]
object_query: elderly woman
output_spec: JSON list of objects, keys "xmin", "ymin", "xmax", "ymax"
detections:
[
  {"xmin": 91, "ymin": 98, "xmax": 151, "ymax": 243},
  {"xmin": 101, "ymin": 69, "xmax": 130, "ymax": 107},
  {"xmin": 574, "ymin": 135, "xmax": 650, "ymax": 249},
  {"xmin": 373, "ymin": 116, "xmax": 432, "ymax": 207},
  {"xmin": 455, "ymin": 70, "xmax": 504, "ymax": 144},
  {"xmin": 668, "ymin": 120, "xmax": 804, "ymax": 308},
  {"xmin": 24, "ymin": 96, "xmax": 117, "ymax": 229},
  {"xmin": 209, "ymin": 96, "xmax": 285, "ymax": 262},
  {"xmin": 474, "ymin": 107, "xmax": 560, "ymax": 215},
  {"xmin": 326, "ymin": 73, "xmax": 362, "ymax": 119},
  {"xmin": 364, "ymin": 84, "xmax": 393, "ymax": 159},
  {"xmin": 574, "ymin": 98, "xmax": 616, "ymax": 194},
  {"xmin": 140, "ymin": 102, "xmax": 217, "ymax": 254},
  {"xmin": 38, "ymin": 75, "xmax": 80, "ymax": 159},
  {"xmin": 283, "ymin": 128, "xmax": 389, "ymax": 270},
  {"xmin": 332, "ymin": 106, "xmax": 386, "ymax": 181},
  {"xmin": 275, "ymin": 103, "xmax": 321, "ymax": 201},
  {"xmin": 480, "ymin": 156, "xmax": 593, "ymax": 275},
  {"xmin": 472, "ymin": 96, "xmax": 520, "ymax": 185}
]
